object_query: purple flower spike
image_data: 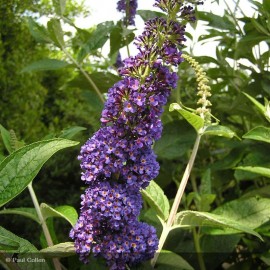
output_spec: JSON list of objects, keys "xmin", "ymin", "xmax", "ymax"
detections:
[
  {"xmin": 72, "ymin": 0, "xmax": 202, "ymax": 268},
  {"xmin": 117, "ymin": 0, "xmax": 138, "ymax": 26}
]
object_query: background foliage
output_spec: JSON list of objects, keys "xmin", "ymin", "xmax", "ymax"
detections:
[{"xmin": 0, "ymin": 0, "xmax": 270, "ymax": 269}]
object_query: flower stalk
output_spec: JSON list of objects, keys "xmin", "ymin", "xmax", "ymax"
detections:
[
  {"xmin": 193, "ymin": 228, "xmax": 206, "ymax": 270},
  {"xmin": 61, "ymin": 47, "xmax": 105, "ymax": 103},
  {"xmin": 152, "ymin": 51, "xmax": 212, "ymax": 269},
  {"xmin": 28, "ymin": 182, "xmax": 62, "ymax": 270},
  {"xmin": 151, "ymin": 133, "xmax": 202, "ymax": 267}
]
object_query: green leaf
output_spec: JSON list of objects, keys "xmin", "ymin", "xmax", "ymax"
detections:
[
  {"xmin": 263, "ymin": 0, "xmax": 270, "ymax": 10},
  {"xmin": 141, "ymin": 181, "xmax": 170, "ymax": 221},
  {"xmin": 0, "ymin": 138, "xmax": 79, "ymax": 207},
  {"xmin": 211, "ymin": 197, "xmax": 270, "ymax": 232},
  {"xmin": 154, "ymin": 120, "xmax": 196, "ymax": 160},
  {"xmin": 0, "ymin": 226, "xmax": 37, "ymax": 253},
  {"xmin": 0, "ymin": 236, "xmax": 19, "ymax": 251},
  {"xmin": 81, "ymin": 90, "xmax": 104, "ymax": 111},
  {"xmin": 234, "ymin": 146, "xmax": 270, "ymax": 181},
  {"xmin": 174, "ymin": 210, "xmax": 262, "ymax": 240},
  {"xmin": 28, "ymin": 18, "xmax": 53, "ymax": 43},
  {"xmin": 251, "ymin": 18, "xmax": 270, "ymax": 36},
  {"xmin": 200, "ymin": 169, "xmax": 212, "ymax": 194},
  {"xmin": 0, "ymin": 208, "xmax": 39, "ymax": 223},
  {"xmin": 169, "ymin": 103, "xmax": 204, "ymax": 132},
  {"xmin": 242, "ymin": 92, "xmax": 266, "ymax": 116},
  {"xmin": 194, "ymin": 56, "xmax": 219, "ymax": 65},
  {"xmin": 40, "ymin": 242, "xmax": 75, "ymax": 257},
  {"xmin": 77, "ymin": 21, "xmax": 114, "ymax": 62},
  {"xmin": 47, "ymin": 19, "xmax": 65, "ymax": 48},
  {"xmin": 0, "ymin": 125, "xmax": 12, "ymax": 154},
  {"xmin": 41, "ymin": 203, "xmax": 78, "ymax": 226},
  {"xmin": 0, "ymin": 154, "xmax": 4, "ymax": 162},
  {"xmin": 200, "ymin": 234, "xmax": 242, "ymax": 269},
  {"xmin": 140, "ymin": 208, "xmax": 163, "ymax": 229},
  {"xmin": 199, "ymin": 194, "xmax": 216, "ymax": 212},
  {"xmin": 0, "ymin": 227, "xmax": 50, "ymax": 269},
  {"xmin": 197, "ymin": 12, "xmax": 235, "ymax": 30},
  {"xmin": 201, "ymin": 234, "xmax": 241, "ymax": 254},
  {"xmin": 68, "ymin": 72, "xmax": 120, "ymax": 93},
  {"xmin": 109, "ymin": 22, "xmax": 135, "ymax": 57},
  {"xmin": 137, "ymin": 10, "xmax": 166, "ymax": 21},
  {"xmin": 242, "ymin": 185, "xmax": 270, "ymax": 198},
  {"xmin": 235, "ymin": 166, "xmax": 270, "ymax": 178},
  {"xmin": 261, "ymin": 253, "xmax": 270, "ymax": 266},
  {"xmin": 52, "ymin": 0, "xmax": 66, "ymax": 15},
  {"xmin": 156, "ymin": 250, "xmax": 194, "ymax": 270},
  {"xmin": 22, "ymin": 59, "xmax": 70, "ymax": 72},
  {"xmin": 59, "ymin": 126, "xmax": 87, "ymax": 139},
  {"xmin": 203, "ymin": 125, "xmax": 238, "ymax": 139},
  {"xmin": 243, "ymin": 126, "xmax": 270, "ymax": 143}
]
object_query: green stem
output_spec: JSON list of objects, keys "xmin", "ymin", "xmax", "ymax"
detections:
[
  {"xmin": 192, "ymin": 228, "xmax": 206, "ymax": 270},
  {"xmin": 151, "ymin": 134, "xmax": 202, "ymax": 267},
  {"xmin": 166, "ymin": 134, "xmax": 201, "ymax": 227},
  {"xmin": 191, "ymin": 175, "xmax": 198, "ymax": 193},
  {"xmin": 126, "ymin": 43, "xmax": 131, "ymax": 58},
  {"xmin": 223, "ymin": 0, "xmax": 244, "ymax": 36},
  {"xmin": 233, "ymin": 0, "xmax": 245, "ymax": 16},
  {"xmin": 125, "ymin": 0, "xmax": 130, "ymax": 27},
  {"xmin": 124, "ymin": 0, "xmax": 131, "ymax": 58},
  {"xmin": 61, "ymin": 47, "xmax": 105, "ymax": 103},
  {"xmin": 28, "ymin": 182, "xmax": 62, "ymax": 270}
]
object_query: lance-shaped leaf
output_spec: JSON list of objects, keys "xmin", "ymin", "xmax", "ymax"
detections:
[
  {"xmin": 203, "ymin": 125, "xmax": 238, "ymax": 139},
  {"xmin": 169, "ymin": 103, "xmax": 204, "ymax": 132},
  {"xmin": 173, "ymin": 210, "xmax": 262, "ymax": 240},
  {"xmin": 0, "ymin": 139, "xmax": 79, "ymax": 207},
  {"xmin": 251, "ymin": 18, "xmax": 270, "ymax": 36},
  {"xmin": 22, "ymin": 59, "xmax": 70, "ymax": 72},
  {"xmin": 141, "ymin": 181, "xmax": 170, "ymax": 221},
  {"xmin": 59, "ymin": 126, "xmax": 87, "ymax": 139},
  {"xmin": 47, "ymin": 19, "xmax": 65, "ymax": 48},
  {"xmin": 0, "ymin": 227, "xmax": 50, "ymax": 270},
  {"xmin": 0, "ymin": 124, "xmax": 12, "ymax": 154},
  {"xmin": 40, "ymin": 242, "xmax": 75, "ymax": 257},
  {"xmin": 0, "ymin": 208, "xmax": 39, "ymax": 223},
  {"xmin": 212, "ymin": 197, "xmax": 270, "ymax": 230},
  {"xmin": 242, "ymin": 185, "xmax": 270, "ymax": 198},
  {"xmin": 154, "ymin": 120, "xmax": 196, "ymax": 160},
  {"xmin": 242, "ymin": 92, "xmax": 266, "ymax": 116},
  {"xmin": 52, "ymin": 0, "xmax": 66, "ymax": 15},
  {"xmin": 137, "ymin": 10, "xmax": 166, "ymax": 21},
  {"xmin": 28, "ymin": 18, "xmax": 53, "ymax": 44},
  {"xmin": 243, "ymin": 126, "xmax": 270, "ymax": 143},
  {"xmin": 197, "ymin": 11, "xmax": 235, "ymax": 30},
  {"xmin": 264, "ymin": 0, "xmax": 270, "ymax": 10},
  {"xmin": 77, "ymin": 21, "xmax": 114, "ymax": 62},
  {"xmin": 235, "ymin": 166, "xmax": 270, "ymax": 178},
  {"xmin": 157, "ymin": 250, "xmax": 194, "ymax": 270},
  {"xmin": 110, "ymin": 22, "xmax": 135, "ymax": 57},
  {"xmin": 41, "ymin": 203, "xmax": 78, "ymax": 227},
  {"xmin": 0, "ymin": 226, "xmax": 37, "ymax": 253}
]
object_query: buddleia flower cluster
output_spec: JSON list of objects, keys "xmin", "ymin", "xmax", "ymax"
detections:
[
  {"xmin": 70, "ymin": 0, "xmax": 202, "ymax": 269},
  {"xmin": 117, "ymin": 0, "xmax": 138, "ymax": 26},
  {"xmin": 115, "ymin": 0, "xmax": 138, "ymax": 68}
]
